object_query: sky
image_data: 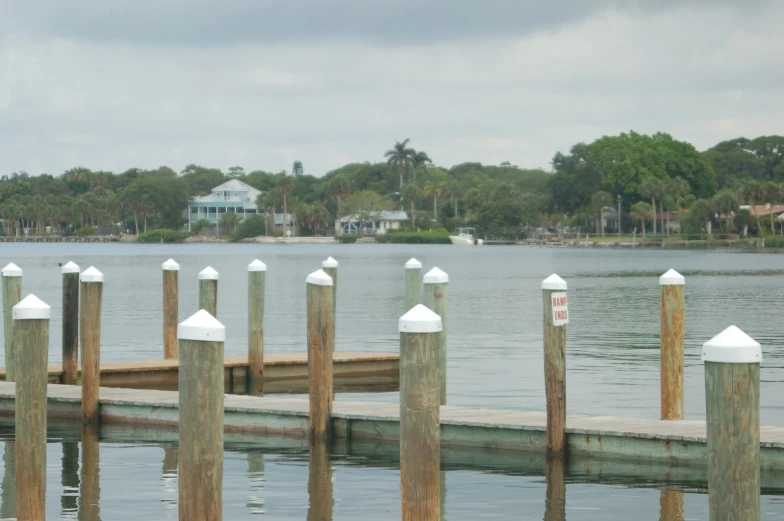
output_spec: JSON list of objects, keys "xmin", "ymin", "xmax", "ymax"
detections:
[{"xmin": 1, "ymin": 1, "xmax": 782, "ymax": 178}]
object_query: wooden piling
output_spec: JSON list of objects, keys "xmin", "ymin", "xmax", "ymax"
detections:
[
  {"xmin": 404, "ymin": 258, "xmax": 422, "ymax": 312},
  {"xmin": 178, "ymin": 309, "xmax": 225, "ymax": 521},
  {"xmin": 306, "ymin": 269, "xmax": 334, "ymax": 443},
  {"xmin": 78, "ymin": 424, "xmax": 100, "ymax": 521},
  {"xmin": 702, "ymin": 325, "xmax": 761, "ymax": 521},
  {"xmin": 399, "ymin": 304, "xmax": 442, "ymax": 521},
  {"xmin": 61, "ymin": 261, "xmax": 80, "ymax": 385},
  {"xmin": 198, "ymin": 267, "xmax": 219, "ymax": 317},
  {"xmin": 307, "ymin": 441, "xmax": 334, "ymax": 521},
  {"xmin": 660, "ymin": 269, "xmax": 685, "ymax": 420},
  {"xmin": 162, "ymin": 259, "xmax": 179, "ymax": 359},
  {"xmin": 1, "ymin": 263, "xmax": 22, "ymax": 382},
  {"xmin": 13, "ymin": 294, "xmax": 51, "ymax": 521},
  {"xmin": 659, "ymin": 490, "xmax": 684, "ymax": 521},
  {"xmin": 542, "ymin": 274, "xmax": 568, "ymax": 458},
  {"xmin": 80, "ymin": 267, "xmax": 104, "ymax": 424},
  {"xmin": 423, "ymin": 266, "xmax": 448, "ymax": 406},
  {"xmin": 322, "ymin": 257, "xmax": 338, "ymax": 400},
  {"xmin": 248, "ymin": 259, "xmax": 267, "ymax": 396}
]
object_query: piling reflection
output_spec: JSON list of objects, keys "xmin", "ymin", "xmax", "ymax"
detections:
[
  {"xmin": 307, "ymin": 441, "xmax": 334, "ymax": 521},
  {"xmin": 78, "ymin": 424, "xmax": 101, "ymax": 521},
  {"xmin": 440, "ymin": 470, "xmax": 447, "ymax": 521},
  {"xmin": 247, "ymin": 452, "xmax": 265, "ymax": 515},
  {"xmin": 543, "ymin": 458, "xmax": 566, "ymax": 521},
  {"xmin": 659, "ymin": 490, "xmax": 684, "ymax": 521},
  {"xmin": 161, "ymin": 444, "xmax": 178, "ymax": 516},
  {"xmin": 0, "ymin": 440, "xmax": 16, "ymax": 518},
  {"xmin": 61, "ymin": 440, "xmax": 80, "ymax": 517}
]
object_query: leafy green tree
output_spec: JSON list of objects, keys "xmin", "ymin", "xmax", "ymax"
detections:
[
  {"xmin": 686, "ymin": 199, "xmax": 714, "ymax": 236},
  {"xmin": 344, "ymin": 190, "xmax": 395, "ymax": 234},
  {"xmin": 737, "ymin": 179, "xmax": 764, "ymax": 235},
  {"xmin": 402, "ymin": 182, "xmax": 423, "ymax": 226},
  {"xmin": 276, "ymin": 176, "xmax": 294, "ymax": 236},
  {"xmin": 327, "ymin": 176, "xmax": 351, "ymax": 231},
  {"xmin": 220, "ymin": 211, "xmax": 239, "ymax": 234},
  {"xmin": 191, "ymin": 219, "xmax": 212, "ymax": 235},
  {"xmin": 639, "ymin": 177, "xmax": 664, "ymax": 235},
  {"xmin": 292, "ymin": 161, "xmax": 304, "ymax": 177},
  {"xmin": 712, "ymin": 190, "xmax": 739, "ymax": 231},
  {"xmin": 590, "ymin": 191, "xmax": 613, "ymax": 236}
]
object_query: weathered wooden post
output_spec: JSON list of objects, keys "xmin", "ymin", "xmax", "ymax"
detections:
[
  {"xmin": 80, "ymin": 266, "xmax": 104, "ymax": 424},
  {"xmin": 404, "ymin": 258, "xmax": 422, "ymax": 311},
  {"xmin": 61, "ymin": 261, "xmax": 80, "ymax": 385},
  {"xmin": 660, "ymin": 269, "xmax": 685, "ymax": 420},
  {"xmin": 78, "ymin": 424, "xmax": 100, "ymax": 521},
  {"xmin": 422, "ymin": 267, "xmax": 448, "ymax": 406},
  {"xmin": 542, "ymin": 274, "xmax": 568, "ymax": 458},
  {"xmin": 178, "ymin": 309, "xmax": 225, "ymax": 521},
  {"xmin": 162, "ymin": 258, "xmax": 179, "ymax": 359},
  {"xmin": 13, "ymin": 294, "xmax": 51, "ymax": 521},
  {"xmin": 702, "ymin": 326, "xmax": 761, "ymax": 521},
  {"xmin": 248, "ymin": 259, "xmax": 266, "ymax": 395},
  {"xmin": 307, "ymin": 269, "xmax": 334, "ymax": 443},
  {"xmin": 1, "ymin": 262, "xmax": 22, "ymax": 382},
  {"xmin": 659, "ymin": 490, "xmax": 684, "ymax": 521},
  {"xmin": 321, "ymin": 257, "xmax": 338, "ymax": 399},
  {"xmin": 399, "ymin": 304, "xmax": 442, "ymax": 521},
  {"xmin": 307, "ymin": 440, "xmax": 334, "ymax": 521},
  {"xmin": 198, "ymin": 266, "xmax": 219, "ymax": 317}
]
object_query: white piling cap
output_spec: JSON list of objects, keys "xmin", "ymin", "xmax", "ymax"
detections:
[
  {"xmin": 61, "ymin": 261, "xmax": 80, "ymax": 274},
  {"xmin": 322, "ymin": 256, "xmax": 339, "ymax": 268},
  {"xmin": 399, "ymin": 304, "xmax": 442, "ymax": 333},
  {"xmin": 306, "ymin": 269, "xmax": 333, "ymax": 286},
  {"xmin": 660, "ymin": 269, "xmax": 685, "ymax": 286},
  {"xmin": 1, "ymin": 262, "xmax": 22, "ymax": 277},
  {"xmin": 198, "ymin": 266, "xmax": 219, "ymax": 280},
  {"xmin": 423, "ymin": 267, "xmax": 448, "ymax": 284},
  {"xmin": 162, "ymin": 258, "xmax": 180, "ymax": 271},
  {"xmin": 177, "ymin": 309, "xmax": 226, "ymax": 342},
  {"xmin": 80, "ymin": 266, "xmax": 104, "ymax": 283},
  {"xmin": 701, "ymin": 325, "xmax": 762, "ymax": 364},
  {"xmin": 405, "ymin": 258, "xmax": 422, "ymax": 269},
  {"xmin": 248, "ymin": 259, "xmax": 267, "ymax": 272},
  {"xmin": 12, "ymin": 294, "xmax": 51, "ymax": 320},
  {"xmin": 542, "ymin": 274, "xmax": 567, "ymax": 290}
]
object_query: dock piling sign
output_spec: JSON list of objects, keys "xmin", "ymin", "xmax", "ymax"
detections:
[
  {"xmin": 702, "ymin": 326, "xmax": 761, "ymax": 521},
  {"xmin": 542, "ymin": 274, "xmax": 567, "ymax": 459}
]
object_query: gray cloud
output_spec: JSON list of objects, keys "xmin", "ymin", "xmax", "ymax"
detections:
[{"xmin": 3, "ymin": 0, "xmax": 767, "ymax": 46}]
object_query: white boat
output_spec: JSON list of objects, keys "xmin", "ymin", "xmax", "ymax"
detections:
[{"xmin": 449, "ymin": 227, "xmax": 483, "ymax": 246}]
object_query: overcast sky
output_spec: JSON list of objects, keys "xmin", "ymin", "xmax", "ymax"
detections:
[{"xmin": 1, "ymin": 1, "xmax": 782, "ymax": 177}]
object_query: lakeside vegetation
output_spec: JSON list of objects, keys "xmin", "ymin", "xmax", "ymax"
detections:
[{"xmin": 0, "ymin": 132, "xmax": 782, "ymax": 241}]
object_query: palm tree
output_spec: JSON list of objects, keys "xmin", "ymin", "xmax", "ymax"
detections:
[
  {"xmin": 738, "ymin": 180, "xmax": 764, "ymax": 236},
  {"xmin": 384, "ymin": 139, "xmax": 415, "ymax": 192},
  {"xmin": 424, "ymin": 181, "xmax": 445, "ymax": 223},
  {"xmin": 712, "ymin": 190, "xmax": 739, "ymax": 232},
  {"xmin": 327, "ymin": 176, "xmax": 350, "ymax": 234},
  {"xmin": 402, "ymin": 182, "xmax": 423, "ymax": 226},
  {"xmin": 639, "ymin": 177, "xmax": 664, "ymax": 235},
  {"xmin": 410, "ymin": 151, "xmax": 431, "ymax": 180},
  {"xmin": 220, "ymin": 211, "xmax": 239, "ymax": 235},
  {"xmin": 763, "ymin": 181, "xmax": 781, "ymax": 233},
  {"xmin": 689, "ymin": 199, "xmax": 714, "ymax": 237},
  {"xmin": 591, "ymin": 191, "xmax": 614, "ymax": 237},
  {"xmin": 629, "ymin": 201, "xmax": 653, "ymax": 243},
  {"xmin": 275, "ymin": 176, "xmax": 294, "ymax": 236}
]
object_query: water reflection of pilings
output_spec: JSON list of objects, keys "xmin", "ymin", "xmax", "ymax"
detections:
[
  {"xmin": 659, "ymin": 490, "xmax": 684, "ymax": 521},
  {"xmin": 307, "ymin": 441, "xmax": 334, "ymax": 521},
  {"xmin": 247, "ymin": 452, "xmax": 265, "ymax": 515},
  {"xmin": 79, "ymin": 424, "xmax": 101, "ymax": 521},
  {"xmin": 0, "ymin": 440, "xmax": 16, "ymax": 518},
  {"xmin": 62, "ymin": 440, "xmax": 80, "ymax": 517},
  {"xmin": 161, "ymin": 444, "xmax": 178, "ymax": 517},
  {"xmin": 544, "ymin": 458, "xmax": 566, "ymax": 521}
]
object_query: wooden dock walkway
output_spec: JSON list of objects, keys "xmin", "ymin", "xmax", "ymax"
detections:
[
  {"xmin": 0, "ymin": 352, "xmax": 398, "ymax": 394},
  {"xmin": 0, "ymin": 381, "xmax": 781, "ymax": 489}
]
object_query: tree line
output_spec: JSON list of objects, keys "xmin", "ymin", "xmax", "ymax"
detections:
[{"xmin": 1, "ymin": 132, "xmax": 782, "ymax": 239}]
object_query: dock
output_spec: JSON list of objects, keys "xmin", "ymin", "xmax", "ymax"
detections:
[
  {"xmin": 0, "ymin": 381, "xmax": 781, "ymax": 490},
  {"xmin": 0, "ymin": 352, "xmax": 399, "ymax": 394}
]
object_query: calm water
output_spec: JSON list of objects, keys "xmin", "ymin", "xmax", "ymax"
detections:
[
  {"xmin": 0, "ymin": 243, "xmax": 782, "ymax": 422},
  {"xmin": 0, "ymin": 427, "xmax": 782, "ymax": 521}
]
